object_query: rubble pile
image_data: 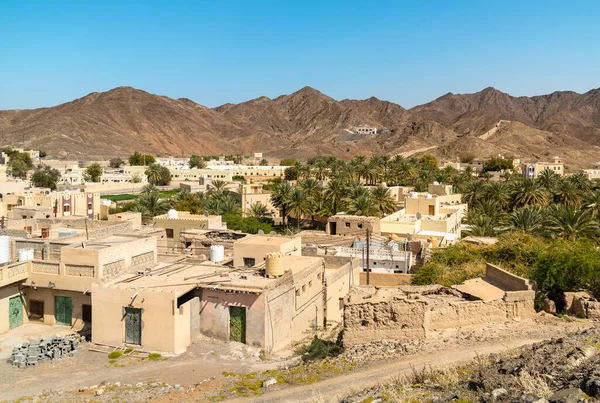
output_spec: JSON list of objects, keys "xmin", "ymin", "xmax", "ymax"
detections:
[
  {"xmin": 340, "ymin": 339, "xmax": 423, "ymax": 363},
  {"xmin": 10, "ymin": 336, "xmax": 82, "ymax": 368}
]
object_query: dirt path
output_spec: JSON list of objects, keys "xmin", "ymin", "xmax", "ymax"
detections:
[
  {"xmin": 395, "ymin": 145, "xmax": 439, "ymax": 158},
  {"xmin": 226, "ymin": 337, "xmax": 545, "ymax": 403}
]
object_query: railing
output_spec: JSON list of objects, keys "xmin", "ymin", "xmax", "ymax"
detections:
[
  {"xmin": 335, "ymin": 247, "xmax": 411, "ymax": 261},
  {"xmin": 0, "ymin": 261, "xmax": 29, "ymax": 287}
]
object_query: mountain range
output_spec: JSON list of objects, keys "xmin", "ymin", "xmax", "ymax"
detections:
[{"xmin": 0, "ymin": 85, "xmax": 599, "ymax": 169}]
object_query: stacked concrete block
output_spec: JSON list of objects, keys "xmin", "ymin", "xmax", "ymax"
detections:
[{"xmin": 10, "ymin": 336, "xmax": 80, "ymax": 368}]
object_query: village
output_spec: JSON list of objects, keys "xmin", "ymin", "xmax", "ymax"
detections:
[{"xmin": 1, "ymin": 148, "xmax": 600, "ymax": 402}]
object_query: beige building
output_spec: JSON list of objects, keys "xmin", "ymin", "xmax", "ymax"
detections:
[
  {"xmin": 353, "ymin": 126, "xmax": 377, "ymax": 135},
  {"xmin": 231, "ymin": 183, "xmax": 278, "ymax": 218},
  {"xmin": 233, "ymin": 235, "xmax": 301, "ymax": 267},
  {"xmin": 326, "ymin": 215, "xmax": 380, "ymax": 236},
  {"xmin": 522, "ymin": 156, "xmax": 564, "ymax": 178},
  {"xmin": 1, "ymin": 191, "xmax": 101, "ymax": 220},
  {"xmin": 152, "ymin": 210, "xmax": 225, "ymax": 250}
]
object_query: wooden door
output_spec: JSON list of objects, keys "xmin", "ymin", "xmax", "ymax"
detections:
[
  {"xmin": 125, "ymin": 307, "xmax": 142, "ymax": 345},
  {"xmin": 55, "ymin": 296, "xmax": 72, "ymax": 326},
  {"xmin": 9, "ymin": 296, "xmax": 23, "ymax": 329},
  {"xmin": 229, "ymin": 306, "xmax": 246, "ymax": 344}
]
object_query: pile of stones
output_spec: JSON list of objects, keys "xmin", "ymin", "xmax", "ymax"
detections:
[{"xmin": 10, "ymin": 335, "xmax": 82, "ymax": 368}]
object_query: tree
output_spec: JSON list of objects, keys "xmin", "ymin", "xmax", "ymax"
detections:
[
  {"xmin": 145, "ymin": 164, "xmax": 171, "ymax": 185},
  {"xmin": 512, "ymin": 179, "xmax": 548, "ymax": 208},
  {"xmin": 249, "ymin": 202, "xmax": 268, "ymax": 222},
  {"xmin": 137, "ymin": 190, "xmax": 170, "ymax": 219},
  {"xmin": 189, "ymin": 155, "xmax": 206, "ymax": 169},
  {"xmin": 459, "ymin": 153, "xmax": 475, "ymax": 164},
  {"xmin": 38, "ymin": 150, "xmax": 47, "ymax": 158},
  {"xmin": 30, "ymin": 166, "xmax": 61, "ymax": 190},
  {"xmin": 553, "ymin": 180, "xmax": 582, "ymax": 207},
  {"xmin": 280, "ymin": 158, "xmax": 296, "ymax": 166},
  {"xmin": 545, "ymin": 205, "xmax": 598, "ymax": 241},
  {"xmin": 129, "ymin": 152, "xmax": 156, "ymax": 166},
  {"xmin": 284, "ymin": 166, "xmax": 299, "ymax": 181},
  {"xmin": 271, "ymin": 181, "xmax": 294, "ymax": 224},
  {"xmin": 348, "ymin": 194, "xmax": 377, "ymax": 217},
  {"xmin": 4, "ymin": 149, "xmax": 33, "ymax": 178},
  {"xmin": 109, "ymin": 158, "xmax": 125, "ymax": 168},
  {"xmin": 419, "ymin": 154, "xmax": 439, "ymax": 172},
  {"xmin": 371, "ymin": 185, "xmax": 396, "ymax": 217},
  {"xmin": 84, "ymin": 163, "xmax": 103, "ymax": 182},
  {"xmin": 259, "ymin": 159, "xmax": 269, "ymax": 166},
  {"xmin": 286, "ymin": 188, "xmax": 311, "ymax": 231},
  {"xmin": 324, "ymin": 179, "xmax": 347, "ymax": 216},
  {"xmin": 483, "ymin": 182, "xmax": 511, "ymax": 211},
  {"xmin": 537, "ymin": 169, "xmax": 560, "ymax": 191},
  {"xmin": 510, "ymin": 205, "xmax": 545, "ymax": 234},
  {"xmin": 583, "ymin": 191, "xmax": 600, "ymax": 219},
  {"xmin": 483, "ymin": 156, "xmax": 513, "ymax": 173},
  {"xmin": 463, "ymin": 180, "xmax": 486, "ymax": 206},
  {"xmin": 464, "ymin": 214, "xmax": 498, "ymax": 237}
]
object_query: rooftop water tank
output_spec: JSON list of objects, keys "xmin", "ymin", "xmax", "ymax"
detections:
[
  {"xmin": 209, "ymin": 245, "xmax": 224, "ymax": 262},
  {"xmin": 100, "ymin": 199, "xmax": 112, "ymax": 206},
  {"xmin": 425, "ymin": 193, "xmax": 433, "ymax": 199},
  {"xmin": 433, "ymin": 181, "xmax": 439, "ymax": 185},
  {"xmin": 0, "ymin": 236, "xmax": 10, "ymax": 264},
  {"xmin": 167, "ymin": 209, "xmax": 179, "ymax": 219},
  {"xmin": 409, "ymin": 192, "xmax": 418, "ymax": 199},
  {"xmin": 265, "ymin": 252, "xmax": 285, "ymax": 278}
]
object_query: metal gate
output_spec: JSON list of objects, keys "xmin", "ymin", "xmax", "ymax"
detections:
[
  {"xmin": 9, "ymin": 296, "xmax": 23, "ymax": 329},
  {"xmin": 125, "ymin": 307, "xmax": 142, "ymax": 345},
  {"xmin": 55, "ymin": 296, "xmax": 72, "ymax": 326},
  {"xmin": 229, "ymin": 306, "xmax": 246, "ymax": 344}
]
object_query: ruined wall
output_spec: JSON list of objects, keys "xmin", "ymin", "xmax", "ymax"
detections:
[
  {"xmin": 343, "ymin": 296, "xmax": 428, "ymax": 347},
  {"xmin": 359, "ymin": 272, "xmax": 413, "ymax": 287}
]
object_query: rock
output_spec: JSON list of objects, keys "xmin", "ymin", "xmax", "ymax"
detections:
[
  {"xmin": 549, "ymin": 388, "xmax": 585, "ymax": 403},
  {"xmin": 533, "ymin": 399, "xmax": 549, "ymax": 403},
  {"xmin": 262, "ymin": 377, "xmax": 277, "ymax": 388},
  {"xmin": 95, "ymin": 388, "xmax": 104, "ymax": 396},
  {"xmin": 492, "ymin": 388, "xmax": 508, "ymax": 399},
  {"xmin": 136, "ymin": 382, "xmax": 144, "ymax": 387},
  {"xmin": 542, "ymin": 298, "xmax": 557, "ymax": 314},
  {"xmin": 114, "ymin": 382, "xmax": 121, "ymax": 387}
]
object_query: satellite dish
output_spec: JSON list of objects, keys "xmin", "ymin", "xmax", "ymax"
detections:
[
  {"xmin": 416, "ymin": 212, "xmax": 422, "ymax": 219},
  {"xmin": 203, "ymin": 211, "xmax": 209, "ymax": 217},
  {"xmin": 257, "ymin": 229, "xmax": 265, "ymax": 235},
  {"xmin": 269, "ymin": 231, "xmax": 277, "ymax": 235}
]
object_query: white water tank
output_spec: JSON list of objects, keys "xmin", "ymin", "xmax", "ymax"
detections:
[
  {"xmin": 100, "ymin": 199, "xmax": 112, "ymax": 206},
  {"xmin": 167, "ymin": 209, "xmax": 179, "ymax": 219},
  {"xmin": 409, "ymin": 192, "xmax": 418, "ymax": 199},
  {"xmin": 209, "ymin": 245, "xmax": 224, "ymax": 262},
  {"xmin": 425, "ymin": 193, "xmax": 433, "ymax": 199},
  {"xmin": 0, "ymin": 236, "xmax": 9, "ymax": 264},
  {"xmin": 433, "ymin": 181, "xmax": 439, "ymax": 185},
  {"xmin": 18, "ymin": 248, "xmax": 34, "ymax": 262}
]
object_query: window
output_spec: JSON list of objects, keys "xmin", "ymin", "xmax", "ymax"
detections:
[
  {"xmin": 243, "ymin": 257, "xmax": 256, "ymax": 267},
  {"xmin": 357, "ymin": 223, "xmax": 363, "ymax": 229},
  {"xmin": 63, "ymin": 204, "xmax": 70, "ymax": 213},
  {"xmin": 345, "ymin": 222, "xmax": 350, "ymax": 228},
  {"xmin": 165, "ymin": 228, "xmax": 174, "ymax": 238}
]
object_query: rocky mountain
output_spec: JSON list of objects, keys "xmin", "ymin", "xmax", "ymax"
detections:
[
  {"xmin": 411, "ymin": 87, "xmax": 600, "ymax": 145},
  {"xmin": 0, "ymin": 85, "xmax": 599, "ymax": 168}
]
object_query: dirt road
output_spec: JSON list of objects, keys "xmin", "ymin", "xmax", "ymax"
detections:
[{"xmin": 226, "ymin": 337, "xmax": 545, "ymax": 403}]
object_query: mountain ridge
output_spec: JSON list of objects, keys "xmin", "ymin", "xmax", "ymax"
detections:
[{"xmin": 0, "ymin": 86, "xmax": 599, "ymax": 168}]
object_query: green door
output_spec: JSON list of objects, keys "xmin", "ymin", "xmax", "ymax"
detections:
[
  {"xmin": 55, "ymin": 296, "xmax": 72, "ymax": 326},
  {"xmin": 9, "ymin": 296, "xmax": 23, "ymax": 329},
  {"xmin": 124, "ymin": 307, "xmax": 142, "ymax": 345},
  {"xmin": 229, "ymin": 306, "xmax": 246, "ymax": 344}
]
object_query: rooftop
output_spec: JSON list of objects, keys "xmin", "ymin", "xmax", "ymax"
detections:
[{"xmin": 234, "ymin": 234, "xmax": 296, "ymax": 246}]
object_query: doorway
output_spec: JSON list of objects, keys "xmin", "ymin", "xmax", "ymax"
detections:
[
  {"xmin": 9, "ymin": 296, "xmax": 23, "ymax": 329},
  {"xmin": 329, "ymin": 222, "xmax": 337, "ymax": 235},
  {"xmin": 124, "ymin": 307, "xmax": 142, "ymax": 345},
  {"xmin": 29, "ymin": 300, "xmax": 44, "ymax": 321},
  {"xmin": 82, "ymin": 304, "xmax": 92, "ymax": 324},
  {"xmin": 229, "ymin": 306, "xmax": 246, "ymax": 344},
  {"xmin": 55, "ymin": 296, "xmax": 73, "ymax": 326},
  {"xmin": 428, "ymin": 205, "xmax": 435, "ymax": 215}
]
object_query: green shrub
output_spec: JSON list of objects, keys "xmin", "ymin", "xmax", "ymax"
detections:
[
  {"xmin": 147, "ymin": 353, "xmax": 163, "ymax": 361},
  {"xmin": 108, "ymin": 351, "xmax": 122, "ymax": 359},
  {"xmin": 296, "ymin": 337, "xmax": 344, "ymax": 362}
]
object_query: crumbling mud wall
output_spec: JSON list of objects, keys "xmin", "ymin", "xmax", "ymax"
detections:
[{"xmin": 343, "ymin": 282, "xmax": 536, "ymax": 346}]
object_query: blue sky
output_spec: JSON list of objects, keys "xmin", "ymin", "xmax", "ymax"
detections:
[{"xmin": 1, "ymin": 0, "xmax": 599, "ymax": 110}]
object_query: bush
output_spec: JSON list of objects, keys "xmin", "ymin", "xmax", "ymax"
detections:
[
  {"xmin": 223, "ymin": 214, "xmax": 274, "ymax": 234},
  {"xmin": 296, "ymin": 337, "xmax": 344, "ymax": 362},
  {"xmin": 108, "ymin": 351, "xmax": 122, "ymax": 359}
]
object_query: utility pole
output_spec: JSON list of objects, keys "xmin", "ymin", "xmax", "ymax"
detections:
[{"xmin": 366, "ymin": 228, "xmax": 371, "ymax": 285}]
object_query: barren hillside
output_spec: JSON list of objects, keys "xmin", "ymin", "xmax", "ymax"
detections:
[{"xmin": 0, "ymin": 86, "xmax": 598, "ymax": 168}]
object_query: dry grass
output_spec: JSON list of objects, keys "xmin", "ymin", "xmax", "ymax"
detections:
[{"xmin": 518, "ymin": 371, "xmax": 553, "ymax": 399}]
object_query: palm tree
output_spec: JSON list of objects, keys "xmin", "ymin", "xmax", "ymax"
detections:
[
  {"xmin": 583, "ymin": 191, "xmax": 600, "ymax": 219},
  {"xmin": 545, "ymin": 205, "xmax": 598, "ymax": 241},
  {"xmin": 463, "ymin": 180, "xmax": 486, "ymax": 206},
  {"xmin": 463, "ymin": 214, "xmax": 497, "ymax": 237},
  {"xmin": 510, "ymin": 205, "xmax": 545, "ymax": 234},
  {"xmin": 553, "ymin": 179, "xmax": 583, "ymax": 207},
  {"xmin": 467, "ymin": 199, "xmax": 508, "ymax": 228},
  {"xmin": 137, "ymin": 191, "xmax": 170, "ymax": 219},
  {"xmin": 348, "ymin": 194, "xmax": 377, "ymax": 216},
  {"xmin": 537, "ymin": 169, "xmax": 560, "ymax": 191},
  {"xmin": 312, "ymin": 158, "xmax": 329, "ymax": 181},
  {"xmin": 271, "ymin": 181, "xmax": 294, "ymax": 224},
  {"xmin": 299, "ymin": 178, "xmax": 323, "ymax": 226},
  {"xmin": 140, "ymin": 183, "xmax": 158, "ymax": 195},
  {"xmin": 324, "ymin": 179, "xmax": 347, "ymax": 216},
  {"xmin": 286, "ymin": 188, "xmax": 311, "ymax": 231},
  {"xmin": 569, "ymin": 172, "xmax": 591, "ymax": 193},
  {"xmin": 512, "ymin": 179, "xmax": 548, "ymax": 208},
  {"xmin": 483, "ymin": 182, "xmax": 511, "ymax": 211},
  {"xmin": 219, "ymin": 195, "xmax": 242, "ymax": 216},
  {"xmin": 370, "ymin": 185, "xmax": 396, "ymax": 217},
  {"xmin": 145, "ymin": 164, "xmax": 164, "ymax": 185},
  {"xmin": 249, "ymin": 202, "xmax": 268, "ymax": 222}
]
